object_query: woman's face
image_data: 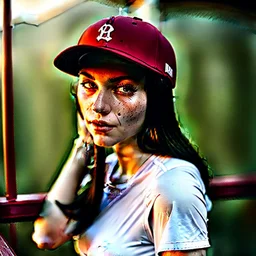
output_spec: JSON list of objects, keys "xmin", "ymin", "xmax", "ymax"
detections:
[{"xmin": 77, "ymin": 60, "xmax": 147, "ymax": 147}]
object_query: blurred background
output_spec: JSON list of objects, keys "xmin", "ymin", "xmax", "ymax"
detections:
[{"xmin": 0, "ymin": 0, "xmax": 255, "ymax": 255}]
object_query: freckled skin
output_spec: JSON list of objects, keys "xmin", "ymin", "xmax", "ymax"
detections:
[{"xmin": 77, "ymin": 63, "xmax": 147, "ymax": 147}]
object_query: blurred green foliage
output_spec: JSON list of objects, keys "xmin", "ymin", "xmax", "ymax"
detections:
[{"xmin": 0, "ymin": 1, "xmax": 255, "ymax": 255}]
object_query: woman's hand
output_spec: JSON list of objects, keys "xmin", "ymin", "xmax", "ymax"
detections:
[
  {"xmin": 160, "ymin": 249, "xmax": 206, "ymax": 256},
  {"xmin": 32, "ymin": 200, "xmax": 72, "ymax": 250}
]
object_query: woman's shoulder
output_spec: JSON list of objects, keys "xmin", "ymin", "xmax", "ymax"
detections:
[
  {"xmin": 151, "ymin": 156, "xmax": 206, "ymax": 195},
  {"xmin": 153, "ymin": 156, "xmax": 200, "ymax": 178}
]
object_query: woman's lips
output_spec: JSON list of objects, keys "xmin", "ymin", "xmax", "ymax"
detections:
[{"xmin": 88, "ymin": 120, "xmax": 115, "ymax": 133}]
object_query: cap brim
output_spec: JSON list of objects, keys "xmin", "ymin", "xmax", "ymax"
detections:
[
  {"xmin": 54, "ymin": 45, "xmax": 174, "ymax": 87},
  {"xmin": 54, "ymin": 45, "xmax": 103, "ymax": 77},
  {"xmin": 54, "ymin": 45, "xmax": 142, "ymax": 77}
]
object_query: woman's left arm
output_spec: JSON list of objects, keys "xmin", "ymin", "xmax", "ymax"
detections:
[
  {"xmin": 150, "ymin": 166, "xmax": 211, "ymax": 255},
  {"xmin": 160, "ymin": 249, "xmax": 206, "ymax": 256}
]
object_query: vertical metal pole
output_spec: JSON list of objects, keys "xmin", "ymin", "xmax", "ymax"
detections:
[
  {"xmin": 9, "ymin": 223, "xmax": 17, "ymax": 252},
  {"xmin": 2, "ymin": 0, "xmax": 17, "ymax": 200}
]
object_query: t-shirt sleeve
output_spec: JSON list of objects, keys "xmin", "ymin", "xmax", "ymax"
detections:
[{"xmin": 150, "ymin": 165, "xmax": 211, "ymax": 254}]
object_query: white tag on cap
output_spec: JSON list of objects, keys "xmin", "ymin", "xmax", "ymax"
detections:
[
  {"xmin": 97, "ymin": 24, "xmax": 114, "ymax": 42},
  {"xmin": 165, "ymin": 63, "xmax": 173, "ymax": 77}
]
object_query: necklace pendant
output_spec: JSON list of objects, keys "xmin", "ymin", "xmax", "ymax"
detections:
[{"xmin": 105, "ymin": 183, "xmax": 123, "ymax": 200}]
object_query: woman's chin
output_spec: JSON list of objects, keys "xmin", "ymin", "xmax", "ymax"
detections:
[
  {"xmin": 92, "ymin": 134, "xmax": 138, "ymax": 148},
  {"xmin": 92, "ymin": 137, "xmax": 117, "ymax": 148}
]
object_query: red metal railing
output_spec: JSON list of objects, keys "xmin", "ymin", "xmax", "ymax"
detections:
[
  {"xmin": 2, "ymin": 0, "xmax": 17, "ymax": 201},
  {"xmin": 0, "ymin": 194, "xmax": 46, "ymax": 223},
  {"xmin": 0, "ymin": 174, "xmax": 256, "ymax": 223},
  {"xmin": 208, "ymin": 173, "xmax": 256, "ymax": 200}
]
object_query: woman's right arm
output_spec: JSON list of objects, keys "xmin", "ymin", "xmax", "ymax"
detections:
[{"xmin": 32, "ymin": 136, "xmax": 89, "ymax": 249}]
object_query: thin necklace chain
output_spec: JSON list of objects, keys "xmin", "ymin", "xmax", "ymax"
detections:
[{"xmin": 109, "ymin": 153, "xmax": 152, "ymax": 185}]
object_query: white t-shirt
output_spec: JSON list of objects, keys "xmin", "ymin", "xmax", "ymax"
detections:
[{"xmin": 74, "ymin": 153, "xmax": 212, "ymax": 256}]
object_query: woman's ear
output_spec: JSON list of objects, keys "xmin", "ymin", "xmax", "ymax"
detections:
[
  {"xmin": 72, "ymin": 79, "xmax": 85, "ymax": 123},
  {"xmin": 70, "ymin": 79, "xmax": 78, "ymax": 96}
]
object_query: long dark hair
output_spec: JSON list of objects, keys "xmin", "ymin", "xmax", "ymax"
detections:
[{"xmin": 138, "ymin": 72, "xmax": 212, "ymax": 189}]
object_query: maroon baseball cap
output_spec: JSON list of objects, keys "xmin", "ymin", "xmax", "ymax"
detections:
[{"xmin": 54, "ymin": 16, "xmax": 177, "ymax": 88}]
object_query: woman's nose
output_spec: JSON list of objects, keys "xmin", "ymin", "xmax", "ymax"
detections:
[{"xmin": 92, "ymin": 91, "xmax": 111, "ymax": 115}]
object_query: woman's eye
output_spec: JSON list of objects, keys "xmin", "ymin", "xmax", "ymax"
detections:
[
  {"xmin": 79, "ymin": 81, "xmax": 97, "ymax": 90},
  {"xmin": 115, "ymin": 84, "xmax": 138, "ymax": 96}
]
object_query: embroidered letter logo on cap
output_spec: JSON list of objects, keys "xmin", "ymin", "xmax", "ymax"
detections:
[
  {"xmin": 97, "ymin": 24, "xmax": 115, "ymax": 42},
  {"xmin": 165, "ymin": 63, "xmax": 173, "ymax": 78}
]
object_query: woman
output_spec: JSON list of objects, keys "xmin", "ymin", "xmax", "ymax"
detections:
[{"xmin": 33, "ymin": 16, "xmax": 212, "ymax": 256}]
